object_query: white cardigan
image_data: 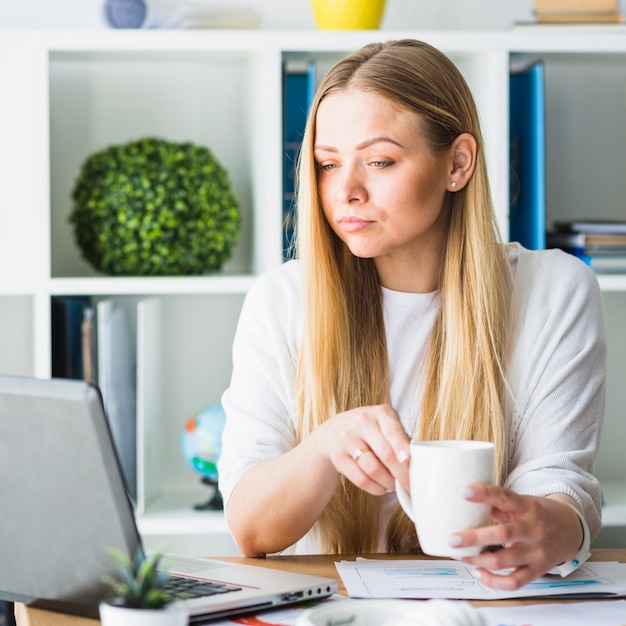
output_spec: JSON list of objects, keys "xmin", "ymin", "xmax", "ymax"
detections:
[{"xmin": 218, "ymin": 243, "xmax": 606, "ymax": 553}]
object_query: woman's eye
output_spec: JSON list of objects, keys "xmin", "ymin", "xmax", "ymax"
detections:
[
  {"xmin": 370, "ymin": 160, "xmax": 394, "ymax": 168},
  {"xmin": 316, "ymin": 162, "xmax": 338, "ymax": 171}
]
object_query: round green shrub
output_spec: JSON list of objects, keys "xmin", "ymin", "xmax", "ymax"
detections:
[{"xmin": 69, "ymin": 137, "xmax": 241, "ymax": 276}]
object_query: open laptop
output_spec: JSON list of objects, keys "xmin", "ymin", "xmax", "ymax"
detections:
[{"xmin": 0, "ymin": 374, "xmax": 337, "ymax": 622}]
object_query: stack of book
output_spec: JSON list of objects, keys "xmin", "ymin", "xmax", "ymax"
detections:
[
  {"xmin": 51, "ymin": 295, "xmax": 137, "ymax": 502},
  {"xmin": 547, "ymin": 219, "xmax": 626, "ymax": 273},
  {"xmin": 533, "ymin": 0, "xmax": 623, "ymax": 23}
]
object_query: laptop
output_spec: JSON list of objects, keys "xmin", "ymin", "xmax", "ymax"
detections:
[{"xmin": 0, "ymin": 374, "xmax": 337, "ymax": 622}]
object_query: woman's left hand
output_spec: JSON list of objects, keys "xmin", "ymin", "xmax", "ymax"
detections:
[{"xmin": 449, "ymin": 484, "xmax": 584, "ymax": 590}]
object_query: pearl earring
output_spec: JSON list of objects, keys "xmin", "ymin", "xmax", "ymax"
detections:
[{"xmin": 450, "ymin": 181, "xmax": 457, "ymax": 189}]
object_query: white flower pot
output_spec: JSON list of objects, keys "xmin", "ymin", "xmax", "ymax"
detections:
[{"xmin": 99, "ymin": 601, "xmax": 188, "ymax": 626}]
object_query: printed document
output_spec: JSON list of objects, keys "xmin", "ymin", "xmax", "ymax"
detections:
[{"xmin": 335, "ymin": 559, "xmax": 626, "ymax": 600}]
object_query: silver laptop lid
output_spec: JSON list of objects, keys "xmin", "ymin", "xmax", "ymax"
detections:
[
  {"xmin": 0, "ymin": 375, "xmax": 338, "ymax": 622},
  {"xmin": 0, "ymin": 375, "xmax": 142, "ymax": 613}
]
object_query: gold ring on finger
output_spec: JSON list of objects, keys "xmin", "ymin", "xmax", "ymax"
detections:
[{"xmin": 352, "ymin": 448, "xmax": 366, "ymax": 462}]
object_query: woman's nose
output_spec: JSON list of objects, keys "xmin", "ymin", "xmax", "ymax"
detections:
[{"xmin": 337, "ymin": 163, "xmax": 368, "ymax": 204}]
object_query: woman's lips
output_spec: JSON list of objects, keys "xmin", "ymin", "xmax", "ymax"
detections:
[{"xmin": 338, "ymin": 216, "xmax": 374, "ymax": 233}]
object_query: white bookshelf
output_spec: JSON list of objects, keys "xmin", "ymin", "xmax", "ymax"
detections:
[{"xmin": 0, "ymin": 28, "xmax": 624, "ymax": 553}]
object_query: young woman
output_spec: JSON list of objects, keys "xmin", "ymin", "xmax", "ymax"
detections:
[{"xmin": 217, "ymin": 39, "xmax": 606, "ymax": 590}]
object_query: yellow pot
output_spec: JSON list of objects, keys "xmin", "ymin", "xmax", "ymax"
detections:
[{"xmin": 311, "ymin": 0, "xmax": 386, "ymax": 30}]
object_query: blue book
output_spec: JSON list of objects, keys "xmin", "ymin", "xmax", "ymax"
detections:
[
  {"xmin": 510, "ymin": 61, "xmax": 546, "ymax": 250},
  {"xmin": 282, "ymin": 59, "xmax": 316, "ymax": 261},
  {"xmin": 51, "ymin": 295, "xmax": 93, "ymax": 380}
]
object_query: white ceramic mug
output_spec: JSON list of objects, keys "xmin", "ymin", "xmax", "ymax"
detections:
[{"xmin": 395, "ymin": 440, "xmax": 495, "ymax": 558}]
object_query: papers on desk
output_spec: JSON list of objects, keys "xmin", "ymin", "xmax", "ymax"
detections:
[
  {"xmin": 479, "ymin": 600, "xmax": 626, "ymax": 626},
  {"xmin": 189, "ymin": 594, "xmax": 626, "ymax": 626},
  {"xmin": 335, "ymin": 559, "xmax": 626, "ymax": 600}
]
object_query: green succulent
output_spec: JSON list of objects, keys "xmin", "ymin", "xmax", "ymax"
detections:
[
  {"xmin": 70, "ymin": 137, "xmax": 241, "ymax": 276},
  {"xmin": 102, "ymin": 548, "xmax": 177, "ymax": 609}
]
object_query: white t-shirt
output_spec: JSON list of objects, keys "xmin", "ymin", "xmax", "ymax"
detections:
[{"xmin": 218, "ymin": 243, "xmax": 606, "ymax": 553}]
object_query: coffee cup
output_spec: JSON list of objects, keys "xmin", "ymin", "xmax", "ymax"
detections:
[{"xmin": 395, "ymin": 440, "xmax": 495, "ymax": 558}]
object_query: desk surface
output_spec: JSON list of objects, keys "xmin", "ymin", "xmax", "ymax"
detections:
[{"xmin": 14, "ymin": 549, "xmax": 626, "ymax": 626}]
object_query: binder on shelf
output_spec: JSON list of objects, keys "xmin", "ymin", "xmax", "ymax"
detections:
[
  {"xmin": 51, "ymin": 295, "xmax": 93, "ymax": 380},
  {"xmin": 282, "ymin": 58, "xmax": 316, "ymax": 261},
  {"xmin": 97, "ymin": 298, "xmax": 138, "ymax": 503},
  {"xmin": 509, "ymin": 60, "xmax": 546, "ymax": 250}
]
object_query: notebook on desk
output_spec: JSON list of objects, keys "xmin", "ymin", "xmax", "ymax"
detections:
[{"xmin": 0, "ymin": 374, "xmax": 337, "ymax": 622}]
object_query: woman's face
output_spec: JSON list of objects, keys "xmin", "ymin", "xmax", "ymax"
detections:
[{"xmin": 314, "ymin": 88, "xmax": 453, "ymax": 291}]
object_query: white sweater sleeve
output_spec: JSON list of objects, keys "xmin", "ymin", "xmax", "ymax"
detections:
[
  {"xmin": 217, "ymin": 261, "xmax": 302, "ymax": 509},
  {"xmin": 504, "ymin": 245, "xmax": 607, "ymax": 538}
]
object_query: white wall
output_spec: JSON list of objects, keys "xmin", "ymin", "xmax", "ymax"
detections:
[{"xmin": 0, "ymin": 0, "xmax": 537, "ymax": 31}]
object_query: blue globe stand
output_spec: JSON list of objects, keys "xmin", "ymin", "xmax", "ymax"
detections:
[
  {"xmin": 181, "ymin": 404, "xmax": 227, "ymax": 511},
  {"xmin": 193, "ymin": 476, "xmax": 224, "ymax": 511}
]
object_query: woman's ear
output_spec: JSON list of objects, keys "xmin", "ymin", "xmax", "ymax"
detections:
[{"xmin": 448, "ymin": 133, "xmax": 477, "ymax": 192}]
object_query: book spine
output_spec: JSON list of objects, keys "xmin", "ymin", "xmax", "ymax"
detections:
[
  {"xmin": 546, "ymin": 232, "xmax": 586, "ymax": 248},
  {"xmin": 553, "ymin": 220, "xmax": 626, "ymax": 234},
  {"xmin": 282, "ymin": 59, "xmax": 316, "ymax": 261},
  {"xmin": 81, "ymin": 305, "xmax": 97, "ymax": 384},
  {"xmin": 533, "ymin": 0, "xmax": 618, "ymax": 13},
  {"xmin": 509, "ymin": 61, "xmax": 546, "ymax": 250},
  {"xmin": 536, "ymin": 13, "xmax": 623, "ymax": 22},
  {"xmin": 97, "ymin": 298, "xmax": 138, "ymax": 502},
  {"xmin": 51, "ymin": 295, "xmax": 93, "ymax": 380}
]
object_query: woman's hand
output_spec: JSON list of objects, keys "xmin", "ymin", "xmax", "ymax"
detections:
[
  {"xmin": 226, "ymin": 403, "xmax": 410, "ymax": 556},
  {"xmin": 314, "ymin": 404, "xmax": 411, "ymax": 496},
  {"xmin": 449, "ymin": 485, "xmax": 584, "ymax": 590}
]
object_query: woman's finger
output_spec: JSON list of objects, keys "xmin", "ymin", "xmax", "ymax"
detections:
[{"xmin": 464, "ymin": 483, "xmax": 529, "ymax": 513}]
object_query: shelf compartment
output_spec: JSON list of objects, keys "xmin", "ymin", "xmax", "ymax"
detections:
[
  {"xmin": 48, "ymin": 48, "xmax": 263, "ymax": 280},
  {"xmin": 136, "ymin": 293, "xmax": 245, "ymax": 515}
]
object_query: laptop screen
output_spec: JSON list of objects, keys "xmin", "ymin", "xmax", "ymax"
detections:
[{"xmin": 0, "ymin": 375, "xmax": 142, "ymax": 612}]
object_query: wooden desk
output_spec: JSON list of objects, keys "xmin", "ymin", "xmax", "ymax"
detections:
[{"xmin": 14, "ymin": 549, "xmax": 626, "ymax": 626}]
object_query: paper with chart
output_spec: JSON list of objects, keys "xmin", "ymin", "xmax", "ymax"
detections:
[{"xmin": 335, "ymin": 559, "xmax": 626, "ymax": 600}]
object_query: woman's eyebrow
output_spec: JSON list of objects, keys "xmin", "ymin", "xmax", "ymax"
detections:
[
  {"xmin": 314, "ymin": 136, "xmax": 405, "ymax": 152},
  {"xmin": 356, "ymin": 136, "xmax": 405, "ymax": 150},
  {"xmin": 313, "ymin": 143, "xmax": 338, "ymax": 153}
]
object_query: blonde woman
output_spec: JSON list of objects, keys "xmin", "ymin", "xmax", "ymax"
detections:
[{"xmin": 218, "ymin": 39, "xmax": 606, "ymax": 590}]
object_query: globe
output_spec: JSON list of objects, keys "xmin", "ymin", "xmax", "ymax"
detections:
[{"xmin": 180, "ymin": 404, "xmax": 227, "ymax": 510}]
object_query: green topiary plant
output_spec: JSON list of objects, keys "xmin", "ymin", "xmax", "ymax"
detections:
[{"xmin": 70, "ymin": 137, "xmax": 241, "ymax": 276}]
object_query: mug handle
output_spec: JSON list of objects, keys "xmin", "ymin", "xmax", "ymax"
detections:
[{"xmin": 394, "ymin": 479, "xmax": 416, "ymax": 523}]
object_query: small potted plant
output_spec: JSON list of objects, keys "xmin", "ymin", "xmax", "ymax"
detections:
[{"xmin": 99, "ymin": 548, "xmax": 187, "ymax": 626}]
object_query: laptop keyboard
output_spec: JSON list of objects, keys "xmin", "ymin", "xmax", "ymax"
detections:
[{"xmin": 165, "ymin": 576, "xmax": 243, "ymax": 599}]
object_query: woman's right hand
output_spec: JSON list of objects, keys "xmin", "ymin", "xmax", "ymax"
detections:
[
  {"xmin": 225, "ymin": 403, "xmax": 410, "ymax": 556},
  {"xmin": 313, "ymin": 403, "xmax": 411, "ymax": 496}
]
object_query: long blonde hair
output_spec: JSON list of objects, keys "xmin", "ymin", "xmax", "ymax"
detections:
[{"xmin": 294, "ymin": 40, "xmax": 513, "ymax": 553}]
